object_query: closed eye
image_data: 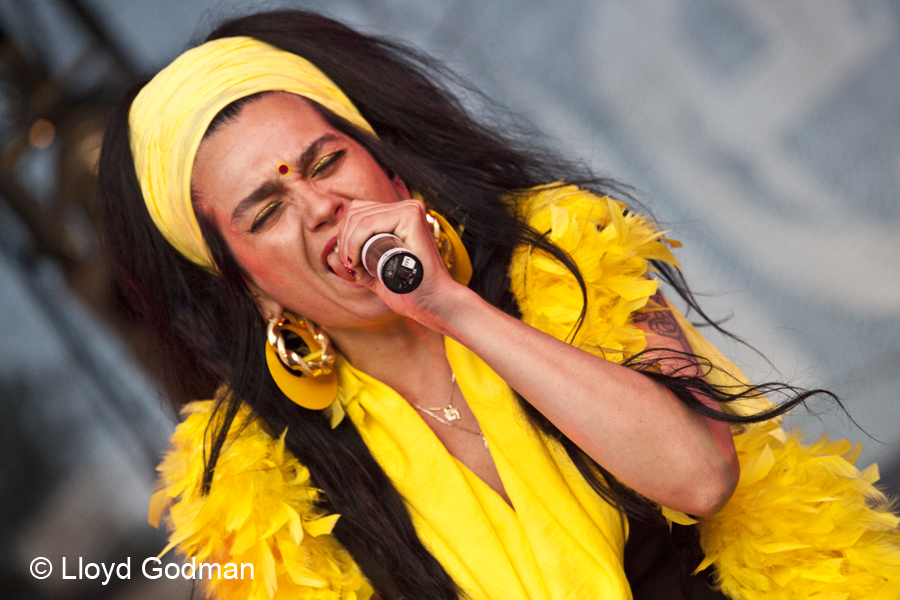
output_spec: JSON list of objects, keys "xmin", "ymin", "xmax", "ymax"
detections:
[
  {"xmin": 310, "ymin": 150, "xmax": 346, "ymax": 178},
  {"xmin": 250, "ymin": 201, "xmax": 281, "ymax": 233}
]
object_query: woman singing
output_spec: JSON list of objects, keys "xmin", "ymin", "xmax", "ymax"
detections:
[{"xmin": 98, "ymin": 9, "xmax": 900, "ymax": 600}]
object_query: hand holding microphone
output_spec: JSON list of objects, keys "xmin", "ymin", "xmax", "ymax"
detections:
[
  {"xmin": 339, "ymin": 201, "xmax": 469, "ymax": 296},
  {"xmin": 361, "ymin": 233, "xmax": 423, "ymax": 294}
]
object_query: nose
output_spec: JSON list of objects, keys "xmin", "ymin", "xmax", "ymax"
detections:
[{"xmin": 299, "ymin": 188, "xmax": 346, "ymax": 232}]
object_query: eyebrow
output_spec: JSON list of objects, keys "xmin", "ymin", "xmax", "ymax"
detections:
[{"xmin": 229, "ymin": 133, "xmax": 342, "ymax": 227}]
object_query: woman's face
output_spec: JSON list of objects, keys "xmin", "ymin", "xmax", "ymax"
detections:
[{"xmin": 192, "ymin": 92, "xmax": 409, "ymax": 329}]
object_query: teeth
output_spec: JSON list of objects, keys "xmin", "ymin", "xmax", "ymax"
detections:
[{"xmin": 332, "ymin": 240, "xmax": 339, "ymax": 253}]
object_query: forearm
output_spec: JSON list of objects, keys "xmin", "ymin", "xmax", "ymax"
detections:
[{"xmin": 436, "ymin": 286, "xmax": 738, "ymax": 516}]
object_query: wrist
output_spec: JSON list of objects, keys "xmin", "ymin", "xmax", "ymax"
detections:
[{"xmin": 417, "ymin": 284, "xmax": 488, "ymax": 342}]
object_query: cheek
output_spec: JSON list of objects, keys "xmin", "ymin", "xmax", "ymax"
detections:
[
  {"xmin": 241, "ymin": 253, "xmax": 279, "ymax": 286},
  {"xmin": 233, "ymin": 238, "xmax": 317, "ymax": 299},
  {"xmin": 232, "ymin": 241, "xmax": 291, "ymax": 291}
]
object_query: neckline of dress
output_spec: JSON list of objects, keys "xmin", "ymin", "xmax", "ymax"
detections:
[{"xmin": 334, "ymin": 338, "xmax": 515, "ymax": 512}]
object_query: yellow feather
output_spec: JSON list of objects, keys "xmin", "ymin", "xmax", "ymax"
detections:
[
  {"xmin": 306, "ymin": 514, "xmax": 341, "ymax": 537},
  {"xmin": 151, "ymin": 401, "xmax": 372, "ymax": 599}
]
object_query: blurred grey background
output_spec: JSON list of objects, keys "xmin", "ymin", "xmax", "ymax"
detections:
[{"xmin": 1, "ymin": 1, "xmax": 898, "ymax": 598}]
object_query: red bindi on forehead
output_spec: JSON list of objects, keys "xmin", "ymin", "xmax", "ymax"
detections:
[{"xmin": 278, "ymin": 163, "xmax": 290, "ymax": 175}]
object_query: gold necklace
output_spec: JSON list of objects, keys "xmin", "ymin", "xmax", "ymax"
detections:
[{"xmin": 412, "ymin": 373, "xmax": 488, "ymax": 448}]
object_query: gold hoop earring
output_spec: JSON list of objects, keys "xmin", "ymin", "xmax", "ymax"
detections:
[
  {"xmin": 426, "ymin": 209, "xmax": 472, "ymax": 286},
  {"xmin": 265, "ymin": 314, "xmax": 338, "ymax": 410}
]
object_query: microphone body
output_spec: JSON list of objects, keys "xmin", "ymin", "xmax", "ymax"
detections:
[{"xmin": 361, "ymin": 233, "xmax": 423, "ymax": 294}]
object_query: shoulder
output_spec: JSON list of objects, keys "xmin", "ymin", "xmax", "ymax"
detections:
[
  {"xmin": 151, "ymin": 399, "xmax": 372, "ymax": 599},
  {"xmin": 508, "ymin": 184, "xmax": 680, "ymax": 361},
  {"xmin": 512, "ymin": 183, "xmax": 674, "ymax": 251}
]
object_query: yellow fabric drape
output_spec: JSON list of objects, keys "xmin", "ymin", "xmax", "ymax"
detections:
[{"xmin": 336, "ymin": 338, "xmax": 631, "ymax": 600}]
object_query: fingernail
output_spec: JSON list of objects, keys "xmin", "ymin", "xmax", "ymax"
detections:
[
  {"xmin": 345, "ymin": 266, "xmax": 357, "ymax": 278},
  {"xmin": 346, "ymin": 255, "xmax": 352, "ymax": 265}
]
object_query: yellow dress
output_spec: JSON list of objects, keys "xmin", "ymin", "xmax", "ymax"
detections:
[
  {"xmin": 151, "ymin": 185, "xmax": 900, "ymax": 599},
  {"xmin": 334, "ymin": 338, "xmax": 631, "ymax": 599}
]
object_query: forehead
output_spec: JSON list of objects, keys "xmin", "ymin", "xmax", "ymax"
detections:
[
  {"xmin": 212, "ymin": 91, "xmax": 328, "ymax": 138},
  {"xmin": 191, "ymin": 93, "xmax": 333, "ymax": 204}
]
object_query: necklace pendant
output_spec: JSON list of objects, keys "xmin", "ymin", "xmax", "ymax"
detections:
[{"xmin": 443, "ymin": 405, "xmax": 461, "ymax": 421}]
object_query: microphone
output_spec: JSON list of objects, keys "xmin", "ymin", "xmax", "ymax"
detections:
[{"xmin": 361, "ymin": 233, "xmax": 423, "ymax": 294}]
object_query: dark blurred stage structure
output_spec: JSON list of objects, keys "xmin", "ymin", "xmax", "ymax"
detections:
[
  {"xmin": 1, "ymin": 1, "xmax": 898, "ymax": 599},
  {"xmin": 0, "ymin": 2, "xmax": 187, "ymax": 598}
]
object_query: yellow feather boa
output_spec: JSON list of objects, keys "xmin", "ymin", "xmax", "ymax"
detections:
[
  {"xmin": 509, "ymin": 183, "xmax": 679, "ymax": 362},
  {"xmin": 149, "ymin": 401, "xmax": 372, "ymax": 600},
  {"xmin": 151, "ymin": 184, "xmax": 900, "ymax": 599}
]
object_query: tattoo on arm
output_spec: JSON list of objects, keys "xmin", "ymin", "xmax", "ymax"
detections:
[
  {"xmin": 639, "ymin": 292, "xmax": 693, "ymax": 354},
  {"xmin": 631, "ymin": 311, "xmax": 650, "ymax": 324}
]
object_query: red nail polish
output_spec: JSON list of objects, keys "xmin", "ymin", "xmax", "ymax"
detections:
[
  {"xmin": 345, "ymin": 266, "xmax": 356, "ymax": 277},
  {"xmin": 346, "ymin": 255, "xmax": 352, "ymax": 265}
]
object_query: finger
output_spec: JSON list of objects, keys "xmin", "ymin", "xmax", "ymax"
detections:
[
  {"xmin": 340, "ymin": 201, "xmax": 427, "ymax": 268},
  {"xmin": 327, "ymin": 250, "xmax": 355, "ymax": 282},
  {"xmin": 338, "ymin": 202, "xmax": 388, "ymax": 267}
]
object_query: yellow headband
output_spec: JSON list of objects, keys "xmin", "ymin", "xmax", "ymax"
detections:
[{"xmin": 129, "ymin": 36, "xmax": 375, "ymax": 268}]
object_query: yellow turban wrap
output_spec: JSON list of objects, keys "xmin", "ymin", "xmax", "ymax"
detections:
[{"xmin": 129, "ymin": 36, "xmax": 375, "ymax": 268}]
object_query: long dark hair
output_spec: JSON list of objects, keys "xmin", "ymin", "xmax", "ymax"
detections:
[{"xmin": 99, "ymin": 10, "xmax": 836, "ymax": 599}]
